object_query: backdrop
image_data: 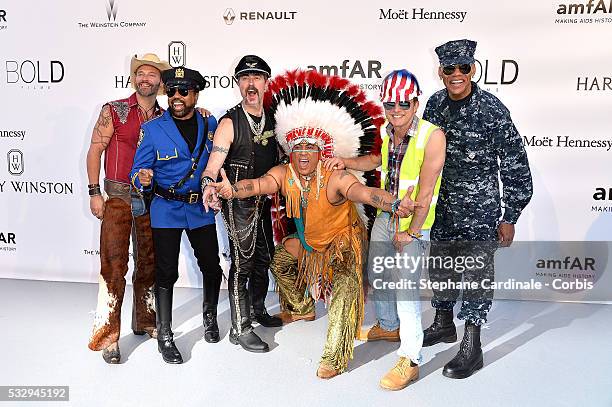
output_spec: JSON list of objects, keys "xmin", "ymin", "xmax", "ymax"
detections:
[{"xmin": 0, "ymin": 0, "xmax": 610, "ymax": 300}]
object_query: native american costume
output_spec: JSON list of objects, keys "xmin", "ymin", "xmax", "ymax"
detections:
[{"xmin": 265, "ymin": 70, "xmax": 384, "ymax": 372}]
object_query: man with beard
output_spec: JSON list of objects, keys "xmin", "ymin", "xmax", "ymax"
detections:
[
  {"xmin": 130, "ymin": 67, "xmax": 223, "ymax": 364},
  {"xmin": 201, "ymin": 55, "xmax": 282, "ymax": 353},
  {"xmin": 422, "ymin": 39, "xmax": 532, "ymax": 378},
  {"xmin": 87, "ymin": 53, "xmax": 170, "ymax": 364}
]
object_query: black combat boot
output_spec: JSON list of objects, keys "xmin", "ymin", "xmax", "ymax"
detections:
[
  {"xmin": 156, "ymin": 287, "xmax": 183, "ymax": 364},
  {"xmin": 423, "ymin": 308, "xmax": 457, "ymax": 347},
  {"xmin": 442, "ymin": 322, "xmax": 483, "ymax": 379}
]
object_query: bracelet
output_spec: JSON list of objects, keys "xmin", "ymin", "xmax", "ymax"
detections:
[
  {"xmin": 408, "ymin": 231, "xmax": 423, "ymax": 239},
  {"xmin": 390, "ymin": 198, "xmax": 401, "ymax": 214},
  {"xmin": 231, "ymin": 183, "xmax": 238, "ymax": 199},
  {"xmin": 200, "ymin": 176, "xmax": 214, "ymax": 192},
  {"xmin": 87, "ymin": 183, "xmax": 100, "ymax": 190},
  {"xmin": 88, "ymin": 187, "xmax": 101, "ymax": 197}
]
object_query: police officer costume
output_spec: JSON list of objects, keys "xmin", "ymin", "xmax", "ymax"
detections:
[
  {"xmin": 219, "ymin": 55, "xmax": 281, "ymax": 352},
  {"xmin": 422, "ymin": 39, "xmax": 533, "ymax": 378},
  {"xmin": 131, "ymin": 67, "xmax": 223, "ymax": 363}
]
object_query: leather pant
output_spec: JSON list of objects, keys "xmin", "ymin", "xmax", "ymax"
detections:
[{"xmin": 223, "ymin": 198, "xmax": 274, "ymax": 335}]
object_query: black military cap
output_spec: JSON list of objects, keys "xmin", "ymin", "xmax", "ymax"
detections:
[
  {"xmin": 162, "ymin": 67, "xmax": 207, "ymax": 91},
  {"xmin": 234, "ymin": 55, "xmax": 271, "ymax": 79}
]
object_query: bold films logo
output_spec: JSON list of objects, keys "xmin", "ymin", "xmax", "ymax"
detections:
[
  {"xmin": 379, "ymin": 7, "xmax": 467, "ymax": 22},
  {"xmin": 1, "ymin": 150, "xmax": 74, "ymax": 195},
  {"xmin": 0, "ymin": 231, "xmax": 16, "ymax": 253},
  {"xmin": 78, "ymin": 0, "xmax": 147, "ymax": 29},
  {"xmin": 305, "ymin": 60, "xmax": 384, "ymax": 91},
  {"xmin": 555, "ymin": 0, "xmax": 612, "ymax": 23},
  {"xmin": 222, "ymin": 8, "xmax": 297, "ymax": 25},
  {"xmin": 0, "ymin": 9, "xmax": 7, "ymax": 31},
  {"xmin": 3, "ymin": 60, "xmax": 65, "ymax": 90},
  {"xmin": 592, "ymin": 187, "xmax": 612, "ymax": 212},
  {"xmin": 473, "ymin": 59, "xmax": 519, "ymax": 93}
]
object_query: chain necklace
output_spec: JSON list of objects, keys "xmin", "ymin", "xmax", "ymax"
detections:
[{"xmin": 241, "ymin": 103, "xmax": 265, "ymax": 137}]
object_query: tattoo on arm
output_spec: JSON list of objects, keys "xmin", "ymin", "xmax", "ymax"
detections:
[
  {"xmin": 212, "ymin": 145, "xmax": 229, "ymax": 155},
  {"xmin": 91, "ymin": 106, "xmax": 112, "ymax": 148},
  {"xmin": 369, "ymin": 191, "xmax": 391, "ymax": 211}
]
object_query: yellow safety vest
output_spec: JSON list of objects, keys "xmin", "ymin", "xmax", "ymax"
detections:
[{"xmin": 379, "ymin": 118, "xmax": 441, "ymax": 231}]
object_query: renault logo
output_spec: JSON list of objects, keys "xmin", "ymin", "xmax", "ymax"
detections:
[{"xmin": 223, "ymin": 8, "xmax": 236, "ymax": 25}]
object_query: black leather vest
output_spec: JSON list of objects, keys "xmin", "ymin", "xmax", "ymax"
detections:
[{"xmin": 221, "ymin": 103, "xmax": 278, "ymax": 183}]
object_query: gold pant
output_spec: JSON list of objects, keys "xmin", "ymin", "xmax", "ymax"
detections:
[{"xmin": 270, "ymin": 244, "xmax": 362, "ymax": 372}]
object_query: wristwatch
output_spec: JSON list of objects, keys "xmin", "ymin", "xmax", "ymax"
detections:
[{"xmin": 200, "ymin": 176, "xmax": 214, "ymax": 192}]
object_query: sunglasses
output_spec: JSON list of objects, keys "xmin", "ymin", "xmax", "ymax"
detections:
[
  {"xmin": 166, "ymin": 87, "xmax": 191, "ymax": 97},
  {"xmin": 442, "ymin": 64, "xmax": 471, "ymax": 75},
  {"xmin": 383, "ymin": 101, "xmax": 412, "ymax": 110}
]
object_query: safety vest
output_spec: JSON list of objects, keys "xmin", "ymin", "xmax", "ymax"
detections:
[{"xmin": 379, "ymin": 118, "xmax": 442, "ymax": 231}]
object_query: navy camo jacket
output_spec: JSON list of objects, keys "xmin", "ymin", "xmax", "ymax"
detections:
[{"xmin": 423, "ymin": 83, "xmax": 533, "ymax": 239}]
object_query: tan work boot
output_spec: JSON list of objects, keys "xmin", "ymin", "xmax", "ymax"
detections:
[
  {"xmin": 316, "ymin": 363, "xmax": 341, "ymax": 379},
  {"xmin": 358, "ymin": 321, "xmax": 400, "ymax": 342},
  {"xmin": 274, "ymin": 310, "xmax": 315, "ymax": 325},
  {"xmin": 379, "ymin": 357, "xmax": 419, "ymax": 391}
]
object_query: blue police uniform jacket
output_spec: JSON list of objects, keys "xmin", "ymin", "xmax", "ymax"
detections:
[{"xmin": 130, "ymin": 110, "xmax": 217, "ymax": 229}]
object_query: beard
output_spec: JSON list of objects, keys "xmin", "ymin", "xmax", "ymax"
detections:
[{"xmin": 136, "ymin": 81, "xmax": 160, "ymax": 97}]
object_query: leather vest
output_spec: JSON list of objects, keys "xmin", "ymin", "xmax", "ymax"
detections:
[{"xmin": 221, "ymin": 103, "xmax": 277, "ymax": 183}]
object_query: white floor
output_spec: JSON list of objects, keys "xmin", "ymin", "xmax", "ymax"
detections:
[{"xmin": 1, "ymin": 278, "xmax": 611, "ymax": 407}]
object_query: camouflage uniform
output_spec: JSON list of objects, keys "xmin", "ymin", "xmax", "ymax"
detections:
[{"xmin": 423, "ymin": 82, "xmax": 533, "ymax": 325}]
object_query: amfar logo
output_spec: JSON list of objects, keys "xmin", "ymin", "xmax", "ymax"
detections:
[
  {"xmin": 555, "ymin": 0, "xmax": 612, "ymax": 23},
  {"xmin": 106, "ymin": 0, "xmax": 118, "ymax": 21},
  {"xmin": 379, "ymin": 8, "xmax": 467, "ymax": 22},
  {"xmin": 0, "ymin": 231, "xmax": 16, "ymax": 253},
  {"xmin": 306, "ymin": 60, "xmax": 382, "ymax": 79},
  {"xmin": 0, "ymin": 9, "xmax": 7, "ymax": 31},
  {"xmin": 592, "ymin": 187, "xmax": 612, "ymax": 212},
  {"xmin": 473, "ymin": 59, "xmax": 519, "ymax": 91},
  {"xmin": 7, "ymin": 149, "xmax": 23, "ymax": 175},
  {"xmin": 576, "ymin": 76, "xmax": 612, "ymax": 91},
  {"xmin": 224, "ymin": 8, "xmax": 236, "ymax": 25},
  {"xmin": 4, "ymin": 60, "xmax": 65, "ymax": 90},
  {"xmin": 168, "ymin": 41, "xmax": 186, "ymax": 68},
  {"xmin": 223, "ymin": 9, "xmax": 297, "ymax": 24}
]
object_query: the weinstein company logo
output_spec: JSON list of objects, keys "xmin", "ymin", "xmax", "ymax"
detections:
[
  {"xmin": 106, "ymin": 0, "xmax": 118, "ymax": 21},
  {"xmin": 78, "ymin": 0, "xmax": 147, "ymax": 29},
  {"xmin": 7, "ymin": 149, "xmax": 23, "ymax": 175},
  {"xmin": 224, "ymin": 8, "xmax": 236, "ymax": 25},
  {"xmin": 168, "ymin": 41, "xmax": 186, "ymax": 67},
  {"xmin": 223, "ymin": 8, "xmax": 297, "ymax": 25},
  {"xmin": 555, "ymin": 0, "xmax": 612, "ymax": 23}
]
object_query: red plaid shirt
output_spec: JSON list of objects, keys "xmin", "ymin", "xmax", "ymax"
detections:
[{"xmin": 385, "ymin": 115, "xmax": 419, "ymax": 197}]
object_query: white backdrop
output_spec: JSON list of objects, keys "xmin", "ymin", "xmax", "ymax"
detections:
[{"xmin": 0, "ymin": 0, "xmax": 611, "ymax": 296}]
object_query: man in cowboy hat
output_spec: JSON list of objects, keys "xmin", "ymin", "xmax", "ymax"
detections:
[
  {"xmin": 201, "ymin": 55, "xmax": 282, "ymax": 353},
  {"xmin": 86, "ymin": 53, "xmax": 170, "ymax": 363}
]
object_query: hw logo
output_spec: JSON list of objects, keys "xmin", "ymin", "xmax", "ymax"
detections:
[
  {"xmin": 106, "ymin": 0, "xmax": 118, "ymax": 22},
  {"xmin": 168, "ymin": 41, "xmax": 186, "ymax": 68},
  {"xmin": 8, "ymin": 149, "xmax": 23, "ymax": 175},
  {"xmin": 224, "ymin": 8, "xmax": 236, "ymax": 25}
]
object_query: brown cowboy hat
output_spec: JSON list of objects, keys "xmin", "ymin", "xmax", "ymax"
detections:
[{"xmin": 130, "ymin": 53, "xmax": 171, "ymax": 95}]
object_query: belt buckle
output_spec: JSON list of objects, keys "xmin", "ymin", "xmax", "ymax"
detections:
[{"xmin": 188, "ymin": 193, "xmax": 199, "ymax": 204}]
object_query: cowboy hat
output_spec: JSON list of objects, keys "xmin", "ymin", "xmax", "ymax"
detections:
[{"xmin": 130, "ymin": 53, "xmax": 171, "ymax": 95}]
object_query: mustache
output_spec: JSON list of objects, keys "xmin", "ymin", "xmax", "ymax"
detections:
[{"xmin": 247, "ymin": 85, "xmax": 259, "ymax": 94}]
